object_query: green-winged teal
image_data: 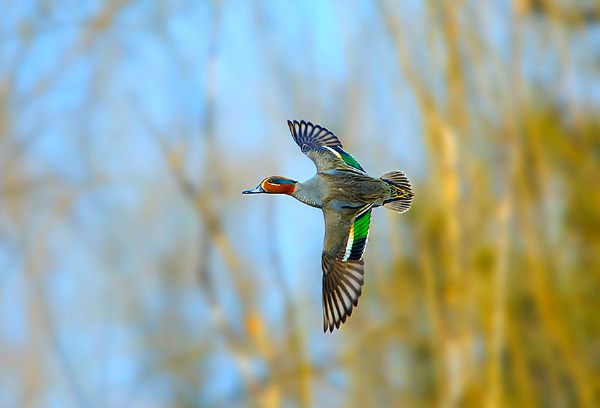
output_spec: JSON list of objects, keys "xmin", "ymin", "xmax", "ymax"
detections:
[{"xmin": 243, "ymin": 120, "xmax": 414, "ymax": 332}]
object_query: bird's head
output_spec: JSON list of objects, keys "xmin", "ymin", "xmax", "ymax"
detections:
[{"xmin": 242, "ymin": 176, "xmax": 297, "ymax": 195}]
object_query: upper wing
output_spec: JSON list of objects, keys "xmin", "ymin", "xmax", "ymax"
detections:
[
  {"xmin": 287, "ymin": 120, "xmax": 366, "ymax": 174},
  {"xmin": 321, "ymin": 204, "xmax": 373, "ymax": 332}
]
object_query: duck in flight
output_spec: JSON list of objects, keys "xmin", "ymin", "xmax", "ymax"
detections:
[{"xmin": 243, "ymin": 120, "xmax": 413, "ymax": 332}]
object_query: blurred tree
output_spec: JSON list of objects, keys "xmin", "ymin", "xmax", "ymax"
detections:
[{"xmin": 0, "ymin": 0, "xmax": 598, "ymax": 407}]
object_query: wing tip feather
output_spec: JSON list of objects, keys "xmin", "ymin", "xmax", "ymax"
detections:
[
  {"xmin": 322, "ymin": 257, "xmax": 365, "ymax": 333},
  {"xmin": 286, "ymin": 119, "xmax": 343, "ymax": 151}
]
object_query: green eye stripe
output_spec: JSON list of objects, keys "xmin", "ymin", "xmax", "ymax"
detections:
[{"xmin": 269, "ymin": 177, "xmax": 295, "ymax": 185}]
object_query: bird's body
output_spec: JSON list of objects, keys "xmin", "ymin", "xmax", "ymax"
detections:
[
  {"xmin": 243, "ymin": 120, "xmax": 413, "ymax": 332},
  {"xmin": 294, "ymin": 170, "xmax": 395, "ymax": 209}
]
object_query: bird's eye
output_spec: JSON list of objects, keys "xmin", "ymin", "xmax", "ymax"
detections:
[{"xmin": 267, "ymin": 178, "xmax": 274, "ymax": 183}]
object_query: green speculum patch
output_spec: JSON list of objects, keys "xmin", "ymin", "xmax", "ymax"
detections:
[
  {"xmin": 353, "ymin": 210, "xmax": 371, "ymax": 240},
  {"xmin": 331, "ymin": 146, "xmax": 364, "ymax": 171},
  {"xmin": 349, "ymin": 209, "xmax": 371, "ymax": 260}
]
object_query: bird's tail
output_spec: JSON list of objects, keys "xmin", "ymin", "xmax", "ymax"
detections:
[{"xmin": 380, "ymin": 171, "xmax": 413, "ymax": 213}]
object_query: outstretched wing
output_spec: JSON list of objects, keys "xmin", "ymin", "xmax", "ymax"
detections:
[
  {"xmin": 288, "ymin": 119, "xmax": 342, "ymax": 150},
  {"xmin": 321, "ymin": 204, "xmax": 373, "ymax": 332},
  {"xmin": 287, "ymin": 120, "xmax": 366, "ymax": 174}
]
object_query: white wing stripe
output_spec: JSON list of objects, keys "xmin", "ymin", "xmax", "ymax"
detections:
[
  {"xmin": 323, "ymin": 146, "xmax": 342, "ymax": 159},
  {"xmin": 342, "ymin": 225, "xmax": 354, "ymax": 261}
]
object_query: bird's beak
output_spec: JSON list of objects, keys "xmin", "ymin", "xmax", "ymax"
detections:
[{"xmin": 242, "ymin": 184, "xmax": 265, "ymax": 194}]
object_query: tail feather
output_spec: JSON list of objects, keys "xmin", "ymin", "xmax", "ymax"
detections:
[{"xmin": 380, "ymin": 171, "xmax": 413, "ymax": 213}]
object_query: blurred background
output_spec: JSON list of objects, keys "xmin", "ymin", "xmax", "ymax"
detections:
[{"xmin": 1, "ymin": 0, "xmax": 599, "ymax": 407}]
